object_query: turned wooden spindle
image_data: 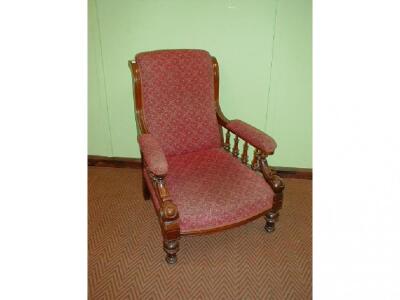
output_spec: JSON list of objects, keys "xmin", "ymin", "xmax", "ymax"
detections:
[
  {"xmin": 224, "ymin": 130, "xmax": 231, "ymax": 152},
  {"xmin": 241, "ymin": 141, "xmax": 249, "ymax": 165},
  {"xmin": 232, "ymin": 135, "xmax": 239, "ymax": 157},
  {"xmin": 251, "ymin": 149, "xmax": 260, "ymax": 170}
]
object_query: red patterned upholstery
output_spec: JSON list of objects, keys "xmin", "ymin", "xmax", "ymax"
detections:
[
  {"xmin": 135, "ymin": 50, "xmax": 221, "ymax": 156},
  {"xmin": 136, "ymin": 50, "xmax": 278, "ymax": 235},
  {"xmin": 138, "ymin": 134, "xmax": 168, "ymax": 176},
  {"xmin": 162, "ymin": 148, "xmax": 274, "ymax": 233},
  {"xmin": 226, "ymin": 120, "xmax": 277, "ymax": 154}
]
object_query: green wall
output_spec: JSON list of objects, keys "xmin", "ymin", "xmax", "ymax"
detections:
[{"xmin": 88, "ymin": 0, "xmax": 312, "ymax": 168}]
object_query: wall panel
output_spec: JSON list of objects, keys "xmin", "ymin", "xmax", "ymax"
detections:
[
  {"xmin": 88, "ymin": 0, "xmax": 312, "ymax": 168},
  {"xmin": 266, "ymin": 0, "xmax": 312, "ymax": 168},
  {"xmin": 88, "ymin": 0, "xmax": 113, "ymax": 156},
  {"xmin": 93, "ymin": 0, "xmax": 277, "ymax": 157}
]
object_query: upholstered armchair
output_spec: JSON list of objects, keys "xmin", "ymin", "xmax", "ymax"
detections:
[{"xmin": 128, "ymin": 50, "xmax": 284, "ymax": 264}]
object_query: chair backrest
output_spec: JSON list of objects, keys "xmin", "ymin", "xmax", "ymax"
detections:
[{"xmin": 135, "ymin": 49, "xmax": 222, "ymax": 156}]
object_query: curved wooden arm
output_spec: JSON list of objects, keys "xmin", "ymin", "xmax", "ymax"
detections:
[
  {"xmin": 128, "ymin": 60, "xmax": 149, "ymax": 135},
  {"xmin": 217, "ymin": 109, "xmax": 229, "ymax": 127},
  {"xmin": 211, "ymin": 56, "xmax": 230, "ymax": 126}
]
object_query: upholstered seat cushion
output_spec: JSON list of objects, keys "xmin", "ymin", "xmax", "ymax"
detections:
[{"xmin": 151, "ymin": 148, "xmax": 274, "ymax": 233}]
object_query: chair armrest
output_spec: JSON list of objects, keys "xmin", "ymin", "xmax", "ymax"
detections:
[
  {"xmin": 226, "ymin": 120, "xmax": 277, "ymax": 154},
  {"xmin": 138, "ymin": 134, "xmax": 168, "ymax": 176}
]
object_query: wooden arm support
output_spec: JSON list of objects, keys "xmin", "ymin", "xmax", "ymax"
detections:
[
  {"xmin": 259, "ymin": 154, "xmax": 284, "ymax": 233},
  {"xmin": 259, "ymin": 157, "xmax": 284, "ymax": 194},
  {"xmin": 150, "ymin": 173, "xmax": 180, "ymax": 264},
  {"xmin": 151, "ymin": 174, "xmax": 180, "ymax": 241}
]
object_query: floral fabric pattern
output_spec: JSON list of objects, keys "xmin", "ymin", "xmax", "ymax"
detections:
[
  {"xmin": 139, "ymin": 134, "xmax": 168, "ymax": 176},
  {"xmin": 226, "ymin": 120, "xmax": 277, "ymax": 154},
  {"xmin": 136, "ymin": 50, "xmax": 222, "ymax": 156},
  {"xmin": 165, "ymin": 148, "xmax": 274, "ymax": 233},
  {"xmin": 137, "ymin": 50, "xmax": 276, "ymax": 233}
]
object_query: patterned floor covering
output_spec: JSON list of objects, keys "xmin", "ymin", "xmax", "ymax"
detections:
[{"xmin": 88, "ymin": 166, "xmax": 312, "ymax": 299}]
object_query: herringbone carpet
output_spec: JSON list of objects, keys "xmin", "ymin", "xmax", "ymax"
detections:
[{"xmin": 88, "ymin": 167, "xmax": 312, "ymax": 299}]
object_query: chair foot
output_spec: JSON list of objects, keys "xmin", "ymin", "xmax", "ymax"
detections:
[
  {"xmin": 163, "ymin": 239, "xmax": 179, "ymax": 264},
  {"xmin": 265, "ymin": 211, "xmax": 278, "ymax": 233}
]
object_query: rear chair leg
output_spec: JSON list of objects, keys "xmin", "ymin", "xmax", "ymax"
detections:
[
  {"xmin": 265, "ymin": 191, "xmax": 283, "ymax": 233},
  {"xmin": 142, "ymin": 171, "xmax": 150, "ymax": 201}
]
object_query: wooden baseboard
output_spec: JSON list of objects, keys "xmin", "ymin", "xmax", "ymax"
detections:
[
  {"xmin": 88, "ymin": 155, "xmax": 312, "ymax": 179},
  {"xmin": 88, "ymin": 155, "xmax": 142, "ymax": 169},
  {"xmin": 271, "ymin": 166, "xmax": 312, "ymax": 180}
]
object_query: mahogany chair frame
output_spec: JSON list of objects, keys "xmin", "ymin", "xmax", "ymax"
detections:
[{"xmin": 128, "ymin": 56, "xmax": 285, "ymax": 264}]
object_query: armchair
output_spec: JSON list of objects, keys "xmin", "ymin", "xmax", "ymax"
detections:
[{"xmin": 129, "ymin": 50, "xmax": 284, "ymax": 264}]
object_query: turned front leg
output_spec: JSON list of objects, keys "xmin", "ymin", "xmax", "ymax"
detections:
[
  {"xmin": 163, "ymin": 239, "xmax": 179, "ymax": 264},
  {"xmin": 264, "ymin": 187, "xmax": 283, "ymax": 233},
  {"xmin": 265, "ymin": 210, "xmax": 278, "ymax": 232},
  {"xmin": 159, "ymin": 198, "xmax": 180, "ymax": 264},
  {"xmin": 258, "ymin": 155, "xmax": 284, "ymax": 233}
]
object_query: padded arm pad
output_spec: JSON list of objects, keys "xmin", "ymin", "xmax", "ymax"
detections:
[
  {"xmin": 138, "ymin": 134, "xmax": 168, "ymax": 176},
  {"xmin": 226, "ymin": 120, "xmax": 277, "ymax": 154}
]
